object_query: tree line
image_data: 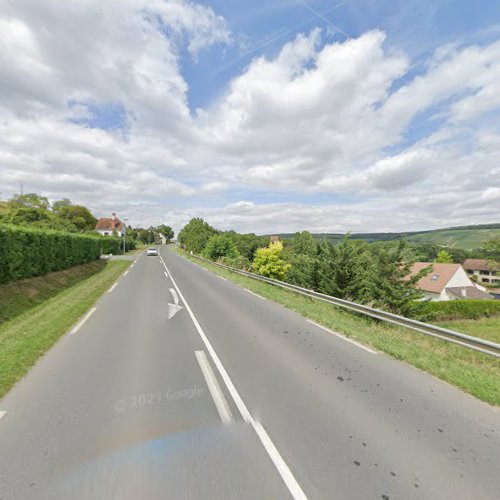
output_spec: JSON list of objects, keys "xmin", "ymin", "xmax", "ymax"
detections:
[
  {"xmin": 0, "ymin": 192, "xmax": 175, "ymax": 249},
  {"xmin": 177, "ymin": 219, "xmax": 436, "ymax": 317}
]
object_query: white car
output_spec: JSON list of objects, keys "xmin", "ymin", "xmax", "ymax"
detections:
[{"xmin": 146, "ymin": 248, "xmax": 159, "ymax": 256}]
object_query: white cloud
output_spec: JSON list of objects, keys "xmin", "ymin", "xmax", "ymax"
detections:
[{"xmin": 0, "ymin": 1, "xmax": 499, "ymax": 233}]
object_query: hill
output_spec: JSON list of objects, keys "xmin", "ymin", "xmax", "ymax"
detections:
[{"xmin": 274, "ymin": 223, "xmax": 500, "ymax": 250}]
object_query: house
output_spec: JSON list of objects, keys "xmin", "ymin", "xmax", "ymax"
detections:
[
  {"xmin": 270, "ymin": 235, "xmax": 280, "ymax": 243},
  {"xmin": 95, "ymin": 213, "xmax": 125, "ymax": 237},
  {"xmin": 463, "ymin": 259, "xmax": 500, "ymax": 286},
  {"xmin": 408, "ymin": 262, "xmax": 491, "ymax": 301}
]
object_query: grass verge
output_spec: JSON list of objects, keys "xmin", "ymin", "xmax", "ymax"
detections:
[
  {"xmin": 436, "ymin": 317, "xmax": 500, "ymax": 344},
  {"xmin": 0, "ymin": 260, "xmax": 107, "ymax": 324},
  {"xmin": 171, "ymin": 246, "xmax": 500, "ymax": 406},
  {"xmin": 0, "ymin": 260, "xmax": 130, "ymax": 399}
]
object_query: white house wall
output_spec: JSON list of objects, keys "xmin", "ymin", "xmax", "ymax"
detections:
[{"xmin": 446, "ymin": 267, "xmax": 474, "ymax": 288}]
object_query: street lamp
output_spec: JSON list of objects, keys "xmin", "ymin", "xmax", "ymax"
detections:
[{"xmin": 123, "ymin": 218, "xmax": 128, "ymax": 254}]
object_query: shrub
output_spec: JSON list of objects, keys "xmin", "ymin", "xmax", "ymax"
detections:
[
  {"xmin": 202, "ymin": 234, "xmax": 239, "ymax": 261},
  {"xmin": 252, "ymin": 241, "xmax": 291, "ymax": 280},
  {"xmin": 0, "ymin": 224, "xmax": 110, "ymax": 284},
  {"xmin": 219, "ymin": 255, "xmax": 250, "ymax": 270}
]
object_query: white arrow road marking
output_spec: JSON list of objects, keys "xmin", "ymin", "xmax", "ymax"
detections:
[{"xmin": 168, "ymin": 288, "xmax": 183, "ymax": 319}]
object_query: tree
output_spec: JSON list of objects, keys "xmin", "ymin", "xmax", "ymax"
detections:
[
  {"xmin": 252, "ymin": 241, "xmax": 291, "ymax": 280},
  {"xmin": 202, "ymin": 234, "xmax": 240, "ymax": 261},
  {"xmin": 291, "ymin": 231, "xmax": 317, "ymax": 256},
  {"xmin": 226, "ymin": 232, "xmax": 268, "ymax": 260},
  {"xmin": 435, "ymin": 249, "xmax": 453, "ymax": 263},
  {"xmin": 56, "ymin": 204, "xmax": 97, "ymax": 231},
  {"xmin": 178, "ymin": 218, "xmax": 217, "ymax": 253},
  {"xmin": 317, "ymin": 237, "xmax": 374, "ymax": 302},
  {"xmin": 285, "ymin": 253, "xmax": 317, "ymax": 289},
  {"xmin": 484, "ymin": 236, "xmax": 500, "ymax": 259},
  {"xmin": 157, "ymin": 224, "xmax": 174, "ymax": 243},
  {"xmin": 368, "ymin": 240, "xmax": 429, "ymax": 317},
  {"xmin": 52, "ymin": 198, "xmax": 73, "ymax": 213},
  {"xmin": 8, "ymin": 193, "xmax": 50, "ymax": 210}
]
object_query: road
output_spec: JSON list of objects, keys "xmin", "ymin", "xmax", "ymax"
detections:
[{"xmin": 0, "ymin": 246, "xmax": 499, "ymax": 499}]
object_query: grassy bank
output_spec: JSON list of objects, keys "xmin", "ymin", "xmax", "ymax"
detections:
[
  {"xmin": 436, "ymin": 317, "xmax": 500, "ymax": 344},
  {"xmin": 171, "ymin": 246, "xmax": 500, "ymax": 406},
  {"xmin": 0, "ymin": 260, "xmax": 107, "ymax": 323},
  {"xmin": 0, "ymin": 260, "xmax": 130, "ymax": 399}
]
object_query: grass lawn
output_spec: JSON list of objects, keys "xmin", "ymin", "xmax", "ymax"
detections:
[
  {"xmin": 171, "ymin": 246, "xmax": 500, "ymax": 406},
  {"xmin": 0, "ymin": 260, "xmax": 107, "ymax": 323},
  {"xmin": 0, "ymin": 260, "xmax": 130, "ymax": 399},
  {"xmin": 436, "ymin": 317, "xmax": 500, "ymax": 344}
]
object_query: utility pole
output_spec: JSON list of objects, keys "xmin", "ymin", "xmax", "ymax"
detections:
[
  {"xmin": 123, "ymin": 218, "xmax": 128, "ymax": 254},
  {"xmin": 20, "ymin": 183, "xmax": 23, "ymax": 196}
]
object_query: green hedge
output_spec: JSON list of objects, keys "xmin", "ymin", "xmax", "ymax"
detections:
[
  {"xmin": 0, "ymin": 224, "xmax": 114, "ymax": 284},
  {"xmin": 419, "ymin": 300, "xmax": 500, "ymax": 321}
]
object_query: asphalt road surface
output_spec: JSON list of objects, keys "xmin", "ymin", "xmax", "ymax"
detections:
[{"xmin": 1, "ymin": 246, "xmax": 499, "ymax": 499}]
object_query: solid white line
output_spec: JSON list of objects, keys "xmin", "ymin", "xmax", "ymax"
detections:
[
  {"xmin": 161, "ymin": 259, "xmax": 308, "ymax": 500},
  {"xmin": 195, "ymin": 350, "xmax": 234, "ymax": 424},
  {"xmin": 69, "ymin": 307, "xmax": 97, "ymax": 336},
  {"xmin": 108, "ymin": 283, "xmax": 118, "ymax": 293},
  {"xmin": 306, "ymin": 319, "xmax": 376, "ymax": 354},
  {"xmin": 0, "ymin": 411, "xmax": 6, "ymax": 420},
  {"xmin": 244, "ymin": 288, "xmax": 266, "ymax": 300}
]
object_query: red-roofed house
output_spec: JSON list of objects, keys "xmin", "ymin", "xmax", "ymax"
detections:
[
  {"xmin": 95, "ymin": 213, "xmax": 125, "ymax": 237},
  {"xmin": 408, "ymin": 262, "xmax": 491, "ymax": 301}
]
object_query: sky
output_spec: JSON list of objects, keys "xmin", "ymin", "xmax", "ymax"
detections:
[{"xmin": 1, "ymin": 0, "xmax": 500, "ymax": 235}]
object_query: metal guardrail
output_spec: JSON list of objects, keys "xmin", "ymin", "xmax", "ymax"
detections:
[{"xmin": 189, "ymin": 254, "xmax": 500, "ymax": 359}]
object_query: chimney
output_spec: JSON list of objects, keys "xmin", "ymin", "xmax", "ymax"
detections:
[{"xmin": 112, "ymin": 213, "xmax": 116, "ymax": 220}]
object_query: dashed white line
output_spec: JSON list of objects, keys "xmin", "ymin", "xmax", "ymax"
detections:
[
  {"xmin": 164, "ymin": 270, "xmax": 170, "ymax": 279},
  {"xmin": 161, "ymin": 258, "xmax": 308, "ymax": 500},
  {"xmin": 108, "ymin": 283, "xmax": 118, "ymax": 293},
  {"xmin": 123, "ymin": 270, "xmax": 129, "ymax": 276},
  {"xmin": 218, "ymin": 275, "xmax": 228, "ymax": 281},
  {"xmin": 195, "ymin": 350, "xmax": 234, "ymax": 424},
  {"xmin": 306, "ymin": 319, "xmax": 376, "ymax": 354},
  {"xmin": 244, "ymin": 289, "xmax": 266, "ymax": 300},
  {"xmin": 0, "ymin": 411, "xmax": 6, "ymax": 420},
  {"xmin": 69, "ymin": 307, "xmax": 97, "ymax": 336}
]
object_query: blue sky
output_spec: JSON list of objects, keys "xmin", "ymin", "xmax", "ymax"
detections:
[
  {"xmin": 182, "ymin": 0, "xmax": 500, "ymax": 109},
  {"xmin": 1, "ymin": 0, "xmax": 499, "ymax": 233}
]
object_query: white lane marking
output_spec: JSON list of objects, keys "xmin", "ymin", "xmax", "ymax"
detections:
[
  {"xmin": 164, "ymin": 270, "xmax": 170, "ymax": 279},
  {"xmin": 123, "ymin": 270, "xmax": 129, "ymax": 276},
  {"xmin": 0, "ymin": 411, "xmax": 6, "ymax": 420},
  {"xmin": 195, "ymin": 350, "xmax": 234, "ymax": 424},
  {"xmin": 108, "ymin": 283, "xmax": 118, "ymax": 293},
  {"xmin": 161, "ymin": 259, "xmax": 308, "ymax": 500},
  {"xmin": 69, "ymin": 307, "xmax": 97, "ymax": 335},
  {"xmin": 218, "ymin": 275, "xmax": 228, "ymax": 281},
  {"xmin": 244, "ymin": 288, "xmax": 266, "ymax": 301},
  {"xmin": 306, "ymin": 319, "xmax": 376, "ymax": 354}
]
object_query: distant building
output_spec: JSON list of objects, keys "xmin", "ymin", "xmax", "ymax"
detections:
[
  {"xmin": 408, "ymin": 262, "xmax": 491, "ymax": 301},
  {"xmin": 95, "ymin": 213, "xmax": 125, "ymax": 237},
  {"xmin": 463, "ymin": 259, "xmax": 500, "ymax": 286},
  {"xmin": 270, "ymin": 235, "xmax": 280, "ymax": 243}
]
